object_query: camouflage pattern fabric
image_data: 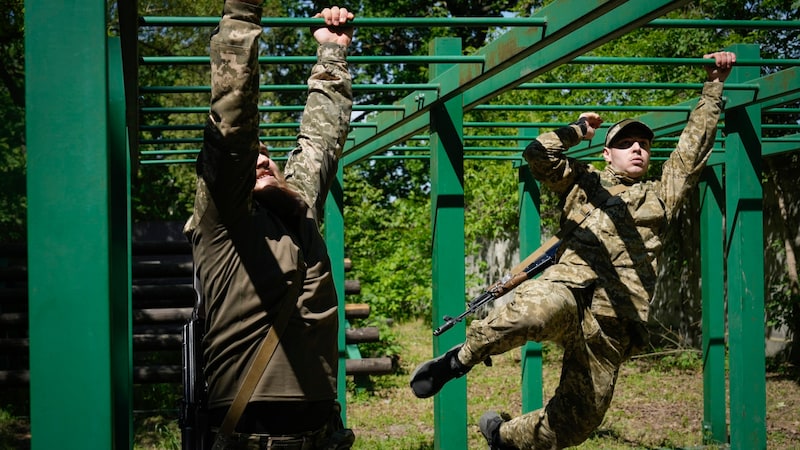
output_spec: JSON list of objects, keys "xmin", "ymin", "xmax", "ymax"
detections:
[
  {"xmin": 184, "ymin": 0, "xmax": 353, "ymax": 430},
  {"xmin": 285, "ymin": 43, "xmax": 353, "ymax": 224},
  {"xmin": 460, "ymin": 82, "xmax": 724, "ymax": 449}
]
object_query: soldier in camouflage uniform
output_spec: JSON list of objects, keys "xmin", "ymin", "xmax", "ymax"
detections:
[
  {"xmin": 411, "ymin": 51, "xmax": 736, "ymax": 449},
  {"xmin": 183, "ymin": 2, "xmax": 355, "ymax": 448}
]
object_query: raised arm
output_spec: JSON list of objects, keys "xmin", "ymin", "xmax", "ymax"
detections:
[
  {"xmin": 196, "ymin": 0, "xmax": 263, "ymax": 222},
  {"xmin": 284, "ymin": 7, "xmax": 354, "ymax": 224},
  {"xmin": 522, "ymin": 114, "xmax": 597, "ymax": 195},
  {"xmin": 659, "ymin": 51, "xmax": 735, "ymax": 218}
]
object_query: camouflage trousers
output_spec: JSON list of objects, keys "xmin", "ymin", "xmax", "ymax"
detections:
[{"xmin": 460, "ymin": 279, "xmax": 633, "ymax": 449}]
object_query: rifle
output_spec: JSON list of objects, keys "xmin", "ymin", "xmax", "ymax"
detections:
[
  {"xmin": 180, "ymin": 267, "xmax": 211, "ymax": 450},
  {"xmin": 433, "ymin": 237, "xmax": 561, "ymax": 336}
]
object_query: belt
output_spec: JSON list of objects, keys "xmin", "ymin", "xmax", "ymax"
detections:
[{"xmin": 211, "ymin": 427, "xmax": 327, "ymax": 450}]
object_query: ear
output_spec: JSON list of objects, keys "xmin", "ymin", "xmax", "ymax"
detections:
[{"xmin": 602, "ymin": 147, "xmax": 611, "ymax": 163}]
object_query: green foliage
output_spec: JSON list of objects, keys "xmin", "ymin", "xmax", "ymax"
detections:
[
  {"xmin": 343, "ymin": 160, "xmax": 433, "ymax": 321},
  {"xmin": 0, "ymin": 0, "xmax": 25, "ymax": 243},
  {"xmin": 652, "ymin": 350, "xmax": 703, "ymax": 372}
]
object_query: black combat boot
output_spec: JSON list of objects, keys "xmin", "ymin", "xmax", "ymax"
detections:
[
  {"xmin": 409, "ymin": 344, "xmax": 471, "ymax": 398},
  {"xmin": 480, "ymin": 411, "xmax": 515, "ymax": 450}
]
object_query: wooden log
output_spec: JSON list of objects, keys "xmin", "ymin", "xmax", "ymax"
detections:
[
  {"xmin": 345, "ymin": 326, "xmax": 380, "ymax": 344},
  {"xmin": 133, "ymin": 307, "xmax": 193, "ymax": 323},
  {"xmin": 344, "ymin": 279, "xmax": 360, "ymax": 295},
  {"xmin": 344, "ymin": 303, "xmax": 370, "ymax": 319},
  {"xmin": 132, "ymin": 365, "xmax": 182, "ymax": 384},
  {"xmin": 0, "ymin": 370, "xmax": 29, "ymax": 386},
  {"xmin": 0, "ymin": 312, "xmax": 26, "ymax": 326},
  {"xmin": 344, "ymin": 357, "xmax": 395, "ymax": 375},
  {"xmin": 0, "ymin": 357, "xmax": 398, "ymax": 387},
  {"xmin": 133, "ymin": 261, "xmax": 193, "ymax": 278}
]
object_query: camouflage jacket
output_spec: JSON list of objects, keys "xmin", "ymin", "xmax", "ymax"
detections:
[
  {"xmin": 184, "ymin": 1, "xmax": 352, "ymax": 410},
  {"xmin": 524, "ymin": 82, "xmax": 724, "ymax": 323}
]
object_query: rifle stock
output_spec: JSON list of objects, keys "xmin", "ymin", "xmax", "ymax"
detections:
[
  {"xmin": 181, "ymin": 267, "xmax": 210, "ymax": 449},
  {"xmin": 433, "ymin": 237, "xmax": 560, "ymax": 336}
]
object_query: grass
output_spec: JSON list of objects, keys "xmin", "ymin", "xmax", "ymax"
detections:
[
  {"xmin": 1, "ymin": 319, "xmax": 799, "ymax": 449},
  {"xmin": 344, "ymin": 319, "xmax": 800, "ymax": 450}
]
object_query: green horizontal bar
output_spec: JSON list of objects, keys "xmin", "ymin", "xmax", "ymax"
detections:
[
  {"xmin": 766, "ymin": 108, "xmax": 800, "ymax": 114},
  {"xmin": 763, "ymin": 124, "xmax": 800, "ymax": 130},
  {"xmin": 647, "ymin": 18, "xmax": 800, "ymax": 29},
  {"xmin": 140, "ymin": 16, "xmax": 799, "ymax": 30},
  {"xmin": 140, "ymin": 83, "xmax": 439, "ymax": 94},
  {"xmin": 516, "ymin": 82, "xmax": 756, "ymax": 90},
  {"xmin": 140, "ymin": 158, "xmax": 198, "ymax": 165},
  {"xmin": 140, "ymin": 16, "xmax": 548, "ymax": 28},
  {"xmin": 140, "ymin": 122, "xmax": 378, "ymax": 132},
  {"xmin": 140, "ymin": 105, "xmax": 403, "ymax": 114},
  {"xmin": 473, "ymin": 104, "xmax": 692, "ymax": 112},
  {"xmin": 571, "ymin": 56, "xmax": 795, "ymax": 67},
  {"xmin": 140, "ymin": 149, "xmax": 200, "ymax": 156},
  {"xmin": 142, "ymin": 55, "xmax": 795, "ymax": 68},
  {"xmin": 141, "ymin": 55, "xmax": 485, "ymax": 65},
  {"xmin": 140, "ymin": 135, "xmax": 297, "ymax": 145}
]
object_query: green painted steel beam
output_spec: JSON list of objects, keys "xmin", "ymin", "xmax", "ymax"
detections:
[
  {"xmin": 140, "ymin": 83, "xmax": 439, "ymax": 93},
  {"xmin": 342, "ymin": 0, "xmax": 691, "ymax": 165},
  {"xmin": 324, "ymin": 167, "xmax": 348, "ymax": 424},
  {"xmin": 140, "ymin": 16, "xmax": 548, "ymax": 28},
  {"xmin": 647, "ymin": 18, "xmax": 800, "ymax": 29},
  {"xmin": 141, "ymin": 104, "xmax": 407, "ymax": 114},
  {"xmin": 459, "ymin": 0, "xmax": 690, "ymax": 109},
  {"xmin": 569, "ymin": 56, "xmax": 796, "ymax": 67},
  {"xmin": 517, "ymin": 127, "xmax": 544, "ymax": 414},
  {"xmin": 515, "ymin": 82, "xmax": 755, "ymax": 90},
  {"xmin": 139, "ymin": 15, "xmax": 800, "ymax": 30},
  {"xmin": 724, "ymin": 43, "xmax": 767, "ymax": 450},
  {"xmin": 142, "ymin": 55, "xmax": 486, "ymax": 65},
  {"xmin": 428, "ymin": 37, "xmax": 468, "ymax": 450},
  {"xmin": 26, "ymin": 1, "xmax": 130, "ymax": 448},
  {"xmin": 118, "ymin": 0, "xmax": 140, "ymax": 174},
  {"xmin": 762, "ymin": 136, "xmax": 800, "ymax": 156},
  {"xmin": 107, "ymin": 37, "xmax": 135, "ymax": 450},
  {"xmin": 700, "ymin": 165, "xmax": 727, "ymax": 444}
]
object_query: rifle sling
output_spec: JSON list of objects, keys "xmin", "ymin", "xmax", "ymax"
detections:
[
  {"xmin": 212, "ymin": 294, "xmax": 296, "ymax": 447},
  {"xmin": 507, "ymin": 183, "xmax": 629, "ymax": 281}
]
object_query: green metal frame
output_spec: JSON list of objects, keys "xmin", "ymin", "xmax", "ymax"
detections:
[
  {"xmin": 22, "ymin": 0, "xmax": 800, "ymax": 448},
  {"xmin": 26, "ymin": 2, "xmax": 132, "ymax": 449}
]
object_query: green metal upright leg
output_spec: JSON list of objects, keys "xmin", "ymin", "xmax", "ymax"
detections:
[
  {"xmin": 429, "ymin": 37, "xmax": 468, "ymax": 450},
  {"xmin": 517, "ymin": 128, "xmax": 543, "ymax": 413},
  {"xmin": 724, "ymin": 43, "xmax": 767, "ymax": 450},
  {"xmin": 699, "ymin": 163, "xmax": 726, "ymax": 444},
  {"xmin": 325, "ymin": 168, "xmax": 348, "ymax": 423},
  {"xmin": 26, "ymin": 2, "xmax": 132, "ymax": 448}
]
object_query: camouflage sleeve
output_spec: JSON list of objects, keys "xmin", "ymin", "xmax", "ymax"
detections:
[
  {"xmin": 284, "ymin": 43, "xmax": 353, "ymax": 224},
  {"xmin": 522, "ymin": 121, "xmax": 588, "ymax": 195},
  {"xmin": 658, "ymin": 82, "xmax": 724, "ymax": 218},
  {"xmin": 195, "ymin": 0, "xmax": 263, "ymax": 222}
]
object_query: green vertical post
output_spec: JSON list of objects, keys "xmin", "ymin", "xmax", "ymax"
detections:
[
  {"xmin": 723, "ymin": 43, "xmax": 767, "ymax": 450},
  {"xmin": 26, "ymin": 1, "xmax": 132, "ymax": 448},
  {"xmin": 325, "ymin": 167, "xmax": 348, "ymax": 423},
  {"xmin": 517, "ymin": 128, "xmax": 543, "ymax": 413},
  {"xmin": 108, "ymin": 37, "xmax": 134, "ymax": 448},
  {"xmin": 429, "ymin": 37, "xmax": 468, "ymax": 450},
  {"xmin": 699, "ymin": 163, "xmax": 726, "ymax": 444}
]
